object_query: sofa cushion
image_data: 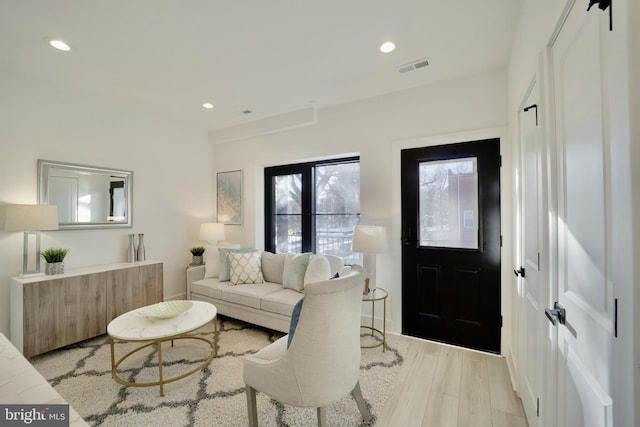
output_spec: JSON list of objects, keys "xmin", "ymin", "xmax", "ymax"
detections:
[
  {"xmin": 229, "ymin": 251, "xmax": 265, "ymax": 285},
  {"xmin": 221, "ymin": 283, "xmax": 282, "ymax": 309},
  {"xmin": 282, "ymin": 253, "xmax": 312, "ymax": 292},
  {"xmin": 204, "ymin": 244, "xmax": 240, "ymax": 278},
  {"xmin": 260, "ymin": 288, "xmax": 304, "ymax": 316},
  {"xmin": 303, "ymin": 254, "xmax": 331, "ymax": 285},
  {"xmin": 219, "ymin": 248, "xmax": 255, "ymax": 281},
  {"xmin": 191, "ymin": 278, "xmax": 232, "ymax": 300},
  {"xmin": 261, "ymin": 252, "xmax": 286, "ymax": 284}
]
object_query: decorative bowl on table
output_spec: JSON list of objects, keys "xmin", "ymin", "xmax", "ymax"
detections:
[{"xmin": 140, "ymin": 300, "xmax": 193, "ymax": 319}]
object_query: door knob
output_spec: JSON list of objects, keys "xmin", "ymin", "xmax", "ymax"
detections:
[
  {"xmin": 514, "ymin": 266, "xmax": 525, "ymax": 278},
  {"xmin": 545, "ymin": 302, "xmax": 566, "ymax": 326}
]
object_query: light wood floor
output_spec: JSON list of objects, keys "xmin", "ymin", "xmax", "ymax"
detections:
[{"xmin": 376, "ymin": 335, "xmax": 528, "ymax": 427}]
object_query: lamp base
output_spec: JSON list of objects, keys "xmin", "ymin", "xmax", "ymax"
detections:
[
  {"xmin": 362, "ymin": 253, "xmax": 377, "ymax": 291},
  {"xmin": 22, "ymin": 231, "xmax": 42, "ymax": 276}
]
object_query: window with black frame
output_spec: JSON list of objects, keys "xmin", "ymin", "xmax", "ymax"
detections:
[{"xmin": 264, "ymin": 157, "xmax": 360, "ymax": 264}]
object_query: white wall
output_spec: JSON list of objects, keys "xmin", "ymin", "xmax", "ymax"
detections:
[
  {"xmin": 210, "ymin": 68, "xmax": 512, "ymax": 346},
  {"xmin": 0, "ymin": 68, "xmax": 215, "ymax": 338}
]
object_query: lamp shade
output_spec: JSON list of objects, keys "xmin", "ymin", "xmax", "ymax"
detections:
[
  {"xmin": 199, "ymin": 222, "xmax": 225, "ymax": 243},
  {"xmin": 4, "ymin": 205, "xmax": 59, "ymax": 232},
  {"xmin": 351, "ymin": 225, "xmax": 387, "ymax": 254}
]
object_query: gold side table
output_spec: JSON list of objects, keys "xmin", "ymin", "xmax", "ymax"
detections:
[{"xmin": 361, "ymin": 287, "xmax": 387, "ymax": 352}]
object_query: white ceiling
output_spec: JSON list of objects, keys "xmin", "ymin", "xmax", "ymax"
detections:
[{"xmin": 0, "ymin": 1, "xmax": 523, "ymax": 132}]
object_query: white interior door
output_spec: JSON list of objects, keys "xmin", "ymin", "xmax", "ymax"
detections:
[
  {"xmin": 550, "ymin": 1, "xmax": 613, "ymax": 425},
  {"xmin": 49, "ymin": 176, "xmax": 78, "ymax": 223},
  {"xmin": 519, "ymin": 82, "xmax": 546, "ymax": 426}
]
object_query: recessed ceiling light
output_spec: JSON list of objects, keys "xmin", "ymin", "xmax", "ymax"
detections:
[
  {"xmin": 49, "ymin": 40, "xmax": 71, "ymax": 51},
  {"xmin": 379, "ymin": 41, "xmax": 396, "ymax": 53},
  {"xmin": 202, "ymin": 103, "xmax": 214, "ymax": 109}
]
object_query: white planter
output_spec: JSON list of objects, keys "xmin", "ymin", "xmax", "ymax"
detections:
[{"xmin": 45, "ymin": 262, "xmax": 64, "ymax": 275}]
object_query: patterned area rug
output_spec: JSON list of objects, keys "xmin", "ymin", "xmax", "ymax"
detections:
[{"xmin": 30, "ymin": 318, "xmax": 406, "ymax": 427}]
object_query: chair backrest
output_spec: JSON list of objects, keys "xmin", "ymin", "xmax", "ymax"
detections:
[
  {"xmin": 285, "ymin": 268, "xmax": 365, "ymax": 407},
  {"xmin": 323, "ymin": 254, "xmax": 344, "ymax": 277}
]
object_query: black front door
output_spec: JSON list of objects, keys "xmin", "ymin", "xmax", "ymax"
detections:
[{"xmin": 401, "ymin": 138, "xmax": 501, "ymax": 353}]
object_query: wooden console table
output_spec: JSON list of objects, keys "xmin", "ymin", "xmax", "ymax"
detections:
[{"xmin": 10, "ymin": 261, "xmax": 163, "ymax": 358}]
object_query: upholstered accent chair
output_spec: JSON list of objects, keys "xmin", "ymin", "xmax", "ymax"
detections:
[{"xmin": 243, "ymin": 269, "xmax": 371, "ymax": 426}]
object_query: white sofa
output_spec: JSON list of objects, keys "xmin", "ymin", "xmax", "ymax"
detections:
[{"xmin": 186, "ymin": 250, "xmax": 345, "ymax": 333}]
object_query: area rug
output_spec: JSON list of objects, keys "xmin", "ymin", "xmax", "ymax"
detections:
[{"xmin": 30, "ymin": 318, "xmax": 406, "ymax": 427}]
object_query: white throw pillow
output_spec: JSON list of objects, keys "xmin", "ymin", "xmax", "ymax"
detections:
[
  {"xmin": 204, "ymin": 243, "xmax": 240, "ymax": 278},
  {"xmin": 282, "ymin": 253, "xmax": 312, "ymax": 292},
  {"xmin": 304, "ymin": 254, "xmax": 331, "ymax": 286},
  {"xmin": 261, "ymin": 251, "xmax": 287, "ymax": 283},
  {"xmin": 229, "ymin": 251, "xmax": 264, "ymax": 285}
]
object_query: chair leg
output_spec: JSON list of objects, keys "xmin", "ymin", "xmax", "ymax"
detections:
[
  {"xmin": 351, "ymin": 380, "xmax": 372, "ymax": 423},
  {"xmin": 317, "ymin": 406, "xmax": 327, "ymax": 427},
  {"xmin": 246, "ymin": 385, "xmax": 258, "ymax": 427}
]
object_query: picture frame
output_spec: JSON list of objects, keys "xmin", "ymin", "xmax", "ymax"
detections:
[{"xmin": 217, "ymin": 170, "xmax": 243, "ymax": 225}]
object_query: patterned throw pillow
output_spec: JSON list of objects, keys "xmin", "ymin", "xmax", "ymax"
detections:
[
  {"xmin": 219, "ymin": 247, "xmax": 254, "ymax": 281},
  {"xmin": 229, "ymin": 251, "xmax": 265, "ymax": 285}
]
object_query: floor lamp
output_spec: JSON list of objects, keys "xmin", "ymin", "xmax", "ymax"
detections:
[
  {"xmin": 351, "ymin": 225, "xmax": 387, "ymax": 292},
  {"xmin": 4, "ymin": 204, "xmax": 59, "ymax": 275}
]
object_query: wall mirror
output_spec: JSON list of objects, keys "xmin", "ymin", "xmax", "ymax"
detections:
[{"xmin": 38, "ymin": 159, "xmax": 133, "ymax": 229}]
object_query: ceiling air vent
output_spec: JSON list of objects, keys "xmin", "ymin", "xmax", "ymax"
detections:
[{"xmin": 397, "ymin": 58, "xmax": 429, "ymax": 74}]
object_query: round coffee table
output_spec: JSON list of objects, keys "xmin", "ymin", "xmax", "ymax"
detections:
[{"xmin": 107, "ymin": 300, "xmax": 217, "ymax": 396}]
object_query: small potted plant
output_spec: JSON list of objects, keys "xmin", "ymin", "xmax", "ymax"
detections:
[
  {"xmin": 189, "ymin": 246, "xmax": 205, "ymax": 265},
  {"xmin": 41, "ymin": 248, "xmax": 69, "ymax": 275}
]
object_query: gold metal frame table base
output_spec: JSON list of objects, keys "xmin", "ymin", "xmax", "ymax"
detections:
[
  {"xmin": 361, "ymin": 287, "xmax": 387, "ymax": 351},
  {"xmin": 109, "ymin": 320, "xmax": 218, "ymax": 396},
  {"xmin": 360, "ymin": 325, "xmax": 386, "ymax": 350}
]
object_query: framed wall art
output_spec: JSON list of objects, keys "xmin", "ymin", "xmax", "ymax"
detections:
[{"xmin": 217, "ymin": 170, "xmax": 243, "ymax": 225}]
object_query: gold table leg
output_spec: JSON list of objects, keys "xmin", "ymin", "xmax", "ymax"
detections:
[
  {"xmin": 214, "ymin": 315, "xmax": 218, "ymax": 357},
  {"xmin": 157, "ymin": 340, "xmax": 164, "ymax": 396},
  {"xmin": 361, "ymin": 293, "xmax": 387, "ymax": 351}
]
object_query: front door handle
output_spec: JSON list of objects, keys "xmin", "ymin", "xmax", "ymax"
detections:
[
  {"xmin": 514, "ymin": 266, "xmax": 525, "ymax": 278},
  {"xmin": 402, "ymin": 227, "xmax": 414, "ymax": 246},
  {"xmin": 545, "ymin": 302, "xmax": 566, "ymax": 326}
]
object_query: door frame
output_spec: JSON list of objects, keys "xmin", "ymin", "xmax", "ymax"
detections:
[{"xmin": 391, "ymin": 126, "xmax": 513, "ymax": 353}]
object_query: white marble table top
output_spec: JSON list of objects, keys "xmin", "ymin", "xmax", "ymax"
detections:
[
  {"xmin": 0, "ymin": 333, "xmax": 88, "ymax": 426},
  {"xmin": 107, "ymin": 300, "xmax": 217, "ymax": 341}
]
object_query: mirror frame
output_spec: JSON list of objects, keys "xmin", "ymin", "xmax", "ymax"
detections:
[{"xmin": 38, "ymin": 159, "xmax": 133, "ymax": 230}]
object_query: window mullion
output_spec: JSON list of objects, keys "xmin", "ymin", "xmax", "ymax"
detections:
[{"xmin": 301, "ymin": 167, "xmax": 314, "ymax": 253}]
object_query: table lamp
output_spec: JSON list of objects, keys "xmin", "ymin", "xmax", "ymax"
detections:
[
  {"xmin": 351, "ymin": 225, "xmax": 387, "ymax": 292},
  {"xmin": 199, "ymin": 222, "xmax": 226, "ymax": 245},
  {"xmin": 5, "ymin": 204, "xmax": 59, "ymax": 275}
]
